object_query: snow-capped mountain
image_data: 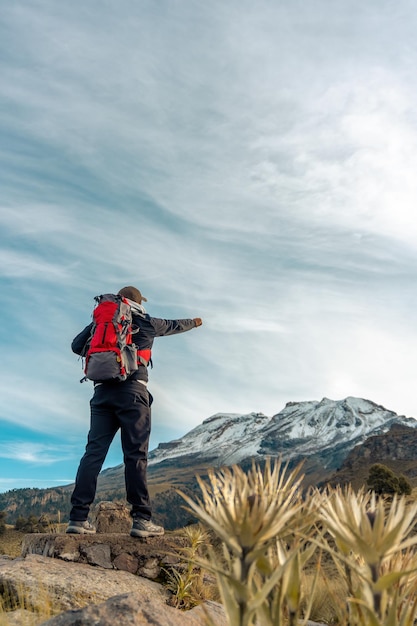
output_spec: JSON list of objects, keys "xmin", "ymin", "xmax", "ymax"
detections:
[
  {"xmin": 3, "ymin": 396, "xmax": 413, "ymax": 528},
  {"xmin": 148, "ymin": 397, "xmax": 417, "ymax": 471}
]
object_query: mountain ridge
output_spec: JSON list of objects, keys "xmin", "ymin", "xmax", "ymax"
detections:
[
  {"xmin": 1, "ymin": 396, "xmax": 416, "ymax": 526},
  {"xmin": 146, "ymin": 396, "xmax": 416, "ymax": 471}
]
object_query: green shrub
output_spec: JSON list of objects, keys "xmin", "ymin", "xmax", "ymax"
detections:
[
  {"xmin": 367, "ymin": 463, "xmax": 412, "ymax": 495},
  {"xmin": 14, "ymin": 514, "xmax": 51, "ymax": 533}
]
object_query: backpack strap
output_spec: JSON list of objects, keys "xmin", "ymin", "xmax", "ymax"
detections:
[{"xmin": 137, "ymin": 348, "xmax": 152, "ymax": 367}]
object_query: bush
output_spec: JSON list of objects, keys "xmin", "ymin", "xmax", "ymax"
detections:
[
  {"xmin": 14, "ymin": 514, "xmax": 52, "ymax": 533},
  {"xmin": 398, "ymin": 474, "xmax": 413, "ymax": 496},
  {"xmin": 0, "ymin": 511, "xmax": 6, "ymax": 534},
  {"xmin": 367, "ymin": 463, "xmax": 412, "ymax": 496}
]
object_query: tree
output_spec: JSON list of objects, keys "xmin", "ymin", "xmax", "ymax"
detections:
[
  {"xmin": 0, "ymin": 510, "xmax": 6, "ymax": 534},
  {"xmin": 367, "ymin": 463, "xmax": 412, "ymax": 496},
  {"xmin": 14, "ymin": 514, "xmax": 50, "ymax": 533},
  {"xmin": 15, "ymin": 515, "xmax": 27, "ymax": 531}
]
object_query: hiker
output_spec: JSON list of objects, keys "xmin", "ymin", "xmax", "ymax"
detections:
[{"xmin": 66, "ymin": 286, "xmax": 202, "ymax": 537}]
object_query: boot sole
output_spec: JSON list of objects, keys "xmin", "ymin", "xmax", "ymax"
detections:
[{"xmin": 66, "ymin": 527, "xmax": 96, "ymax": 535}]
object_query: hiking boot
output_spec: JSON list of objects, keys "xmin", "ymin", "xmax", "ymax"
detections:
[
  {"xmin": 66, "ymin": 520, "xmax": 96, "ymax": 534},
  {"xmin": 130, "ymin": 517, "xmax": 164, "ymax": 538}
]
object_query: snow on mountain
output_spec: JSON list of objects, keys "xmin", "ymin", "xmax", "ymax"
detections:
[
  {"xmin": 149, "ymin": 412, "xmax": 271, "ymax": 466},
  {"xmin": 148, "ymin": 397, "xmax": 417, "ymax": 469},
  {"xmin": 259, "ymin": 397, "xmax": 415, "ymax": 456}
]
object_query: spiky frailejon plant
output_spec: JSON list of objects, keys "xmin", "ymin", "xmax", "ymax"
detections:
[
  {"xmin": 318, "ymin": 485, "xmax": 417, "ymax": 625},
  {"xmin": 164, "ymin": 524, "xmax": 215, "ymax": 610},
  {"xmin": 178, "ymin": 459, "xmax": 317, "ymax": 626},
  {"xmin": 251, "ymin": 534, "xmax": 319, "ymax": 626}
]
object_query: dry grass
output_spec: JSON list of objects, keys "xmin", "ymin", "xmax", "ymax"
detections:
[
  {"xmin": 0, "ymin": 528, "xmax": 25, "ymax": 558},
  {"xmin": 301, "ymin": 569, "xmax": 347, "ymax": 624},
  {"xmin": 0, "ymin": 579, "xmax": 62, "ymax": 626}
]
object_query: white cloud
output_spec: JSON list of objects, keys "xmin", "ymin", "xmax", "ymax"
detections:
[
  {"xmin": 1, "ymin": 0, "xmax": 417, "ymax": 491},
  {"xmin": 0, "ymin": 371, "xmax": 90, "ymax": 436},
  {"xmin": 0, "ymin": 249, "xmax": 73, "ymax": 280},
  {"xmin": 0, "ymin": 441, "xmax": 77, "ymax": 465}
]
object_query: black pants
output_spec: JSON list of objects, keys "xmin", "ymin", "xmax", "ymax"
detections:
[{"xmin": 69, "ymin": 379, "xmax": 152, "ymax": 521}]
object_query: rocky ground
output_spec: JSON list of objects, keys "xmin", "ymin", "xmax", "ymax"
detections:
[
  {"xmin": 0, "ymin": 501, "xmax": 325, "ymax": 626},
  {"xmin": 0, "ymin": 502, "xmax": 227, "ymax": 626}
]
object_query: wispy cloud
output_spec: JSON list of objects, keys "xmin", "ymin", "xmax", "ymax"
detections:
[
  {"xmin": 1, "ymin": 0, "xmax": 417, "ymax": 491},
  {"xmin": 0, "ymin": 441, "xmax": 77, "ymax": 465},
  {"xmin": 0, "ymin": 249, "xmax": 74, "ymax": 280}
]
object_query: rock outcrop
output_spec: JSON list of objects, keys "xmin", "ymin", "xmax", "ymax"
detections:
[
  {"xmin": 22, "ymin": 532, "xmax": 187, "ymax": 578},
  {"xmin": 94, "ymin": 501, "xmax": 132, "ymax": 533},
  {"xmin": 40, "ymin": 593, "xmax": 226, "ymax": 625},
  {"xmin": 0, "ymin": 552, "xmax": 227, "ymax": 625},
  {"xmin": 329, "ymin": 423, "xmax": 417, "ymax": 488},
  {"xmin": 0, "ymin": 553, "xmax": 168, "ymax": 613}
]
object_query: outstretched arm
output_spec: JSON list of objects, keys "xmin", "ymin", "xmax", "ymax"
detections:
[{"xmin": 151, "ymin": 317, "xmax": 203, "ymax": 337}]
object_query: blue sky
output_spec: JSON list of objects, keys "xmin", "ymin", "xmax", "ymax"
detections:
[{"xmin": 1, "ymin": 0, "xmax": 417, "ymax": 494}]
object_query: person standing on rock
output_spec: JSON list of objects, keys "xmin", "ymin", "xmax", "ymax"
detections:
[{"xmin": 66, "ymin": 286, "xmax": 202, "ymax": 537}]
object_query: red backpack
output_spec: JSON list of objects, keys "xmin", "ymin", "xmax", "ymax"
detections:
[{"xmin": 83, "ymin": 294, "xmax": 139, "ymax": 382}]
